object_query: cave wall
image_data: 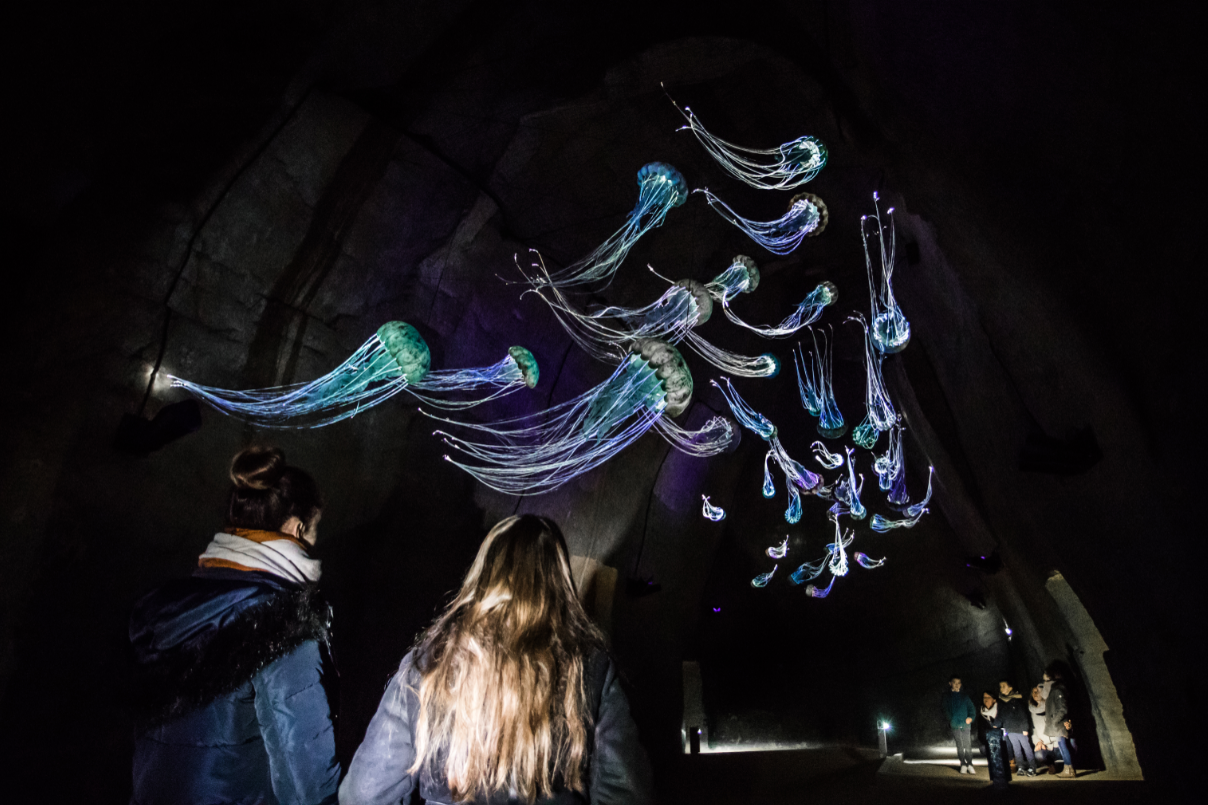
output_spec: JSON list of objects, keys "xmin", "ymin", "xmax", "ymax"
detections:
[{"xmin": 0, "ymin": 0, "xmax": 1196, "ymax": 798}]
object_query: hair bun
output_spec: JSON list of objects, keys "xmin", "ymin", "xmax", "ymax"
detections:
[{"xmin": 230, "ymin": 446, "xmax": 286, "ymax": 491}]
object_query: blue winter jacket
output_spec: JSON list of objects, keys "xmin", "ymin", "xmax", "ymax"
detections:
[
  {"xmin": 941, "ymin": 690, "xmax": 977, "ymax": 730},
  {"xmin": 129, "ymin": 567, "xmax": 340, "ymax": 805}
]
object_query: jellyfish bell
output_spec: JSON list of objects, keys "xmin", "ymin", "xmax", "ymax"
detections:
[
  {"xmin": 377, "ymin": 321, "xmax": 431, "ymax": 382},
  {"xmin": 735, "ymin": 255, "xmax": 761, "ymax": 293},
  {"xmin": 762, "ymin": 353, "xmax": 781, "ymax": 378},
  {"xmin": 817, "ymin": 281, "xmax": 838, "ymax": 307},
  {"xmin": 791, "ymin": 192, "xmax": 829, "ymax": 237},
  {"xmin": 873, "ymin": 310, "xmax": 911, "ymax": 354},
  {"xmin": 507, "ymin": 346, "xmax": 540, "ymax": 389},
  {"xmin": 674, "ymin": 278, "xmax": 714, "ymax": 325},
  {"xmin": 779, "ymin": 136, "xmax": 828, "ymax": 173},
  {"xmin": 636, "ymin": 161, "xmax": 688, "ymax": 210},
  {"xmin": 631, "ymin": 338, "xmax": 692, "ymax": 416}
]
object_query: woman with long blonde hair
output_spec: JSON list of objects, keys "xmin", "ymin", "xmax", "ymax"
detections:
[{"xmin": 341, "ymin": 514, "xmax": 653, "ymax": 805}]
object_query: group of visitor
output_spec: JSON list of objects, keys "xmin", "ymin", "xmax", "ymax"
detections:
[
  {"xmin": 128, "ymin": 446, "xmax": 653, "ymax": 805},
  {"xmin": 942, "ymin": 671, "xmax": 1077, "ymax": 786}
]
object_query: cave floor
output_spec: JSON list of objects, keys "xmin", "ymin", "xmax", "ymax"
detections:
[{"xmin": 660, "ymin": 747, "xmax": 1148, "ymax": 804}]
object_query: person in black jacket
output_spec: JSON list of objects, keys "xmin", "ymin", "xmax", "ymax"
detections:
[
  {"xmin": 341, "ymin": 514, "xmax": 653, "ymax": 805},
  {"xmin": 129, "ymin": 446, "xmax": 340, "ymax": 805},
  {"xmin": 998, "ymin": 680, "xmax": 1037, "ymax": 777}
]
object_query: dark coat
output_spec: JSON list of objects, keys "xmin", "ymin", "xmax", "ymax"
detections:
[
  {"xmin": 941, "ymin": 690, "xmax": 977, "ymax": 729},
  {"xmin": 997, "ymin": 691, "xmax": 1031, "ymax": 734},
  {"xmin": 340, "ymin": 649, "xmax": 654, "ymax": 805},
  {"xmin": 129, "ymin": 567, "xmax": 340, "ymax": 805},
  {"xmin": 1044, "ymin": 681, "xmax": 1070, "ymax": 739}
]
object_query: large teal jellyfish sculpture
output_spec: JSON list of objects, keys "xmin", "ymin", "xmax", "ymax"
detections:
[
  {"xmin": 713, "ymin": 377, "xmax": 819, "ymax": 523},
  {"xmin": 428, "ymin": 339, "xmax": 732, "ymax": 495},
  {"xmin": 666, "ymin": 92, "xmax": 828, "ymax": 190},
  {"xmin": 704, "ymin": 255, "xmax": 837, "ymax": 338},
  {"xmin": 794, "ymin": 326, "xmax": 846, "ymax": 438},
  {"xmin": 862, "ymin": 193, "xmax": 911, "ymax": 354},
  {"xmin": 533, "ymin": 162, "xmax": 687, "ymax": 289},
  {"xmin": 172, "ymin": 322, "xmax": 538, "ymax": 427},
  {"xmin": 696, "ymin": 190, "xmax": 828, "ymax": 255},
  {"xmin": 848, "ymin": 312, "xmax": 896, "ymax": 448}
]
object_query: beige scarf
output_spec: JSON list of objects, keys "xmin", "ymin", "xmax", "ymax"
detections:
[{"xmin": 198, "ymin": 528, "xmax": 321, "ymax": 585}]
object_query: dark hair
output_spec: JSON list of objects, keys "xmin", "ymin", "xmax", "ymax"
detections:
[
  {"xmin": 949, "ymin": 675, "xmax": 961, "ymax": 683},
  {"xmin": 1044, "ymin": 662, "xmax": 1064, "ymax": 680},
  {"xmin": 225, "ymin": 446, "xmax": 323, "ymax": 531},
  {"xmin": 1000, "ymin": 680, "xmax": 1013, "ymax": 689}
]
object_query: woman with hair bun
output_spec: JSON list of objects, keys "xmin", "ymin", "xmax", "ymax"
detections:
[
  {"xmin": 341, "ymin": 514, "xmax": 653, "ymax": 805},
  {"xmin": 129, "ymin": 446, "xmax": 340, "ymax": 805}
]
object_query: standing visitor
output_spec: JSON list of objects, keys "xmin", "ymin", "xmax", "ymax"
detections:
[
  {"xmin": 1044, "ymin": 665, "xmax": 1077, "ymax": 778},
  {"xmin": 341, "ymin": 514, "xmax": 653, "ymax": 805},
  {"xmin": 998, "ymin": 680, "xmax": 1038, "ymax": 777},
  {"xmin": 129, "ymin": 446, "xmax": 339, "ymax": 805},
  {"xmin": 1029, "ymin": 684, "xmax": 1057, "ymax": 774},
  {"xmin": 941, "ymin": 676, "xmax": 977, "ymax": 775},
  {"xmin": 980, "ymin": 691, "xmax": 1010, "ymax": 789}
]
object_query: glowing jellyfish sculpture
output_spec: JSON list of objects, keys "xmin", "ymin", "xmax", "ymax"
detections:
[
  {"xmin": 704, "ymin": 255, "xmax": 837, "ymax": 339},
  {"xmin": 430, "ymin": 339, "xmax": 733, "ymax": 495},
  {"xmin": 794, "ymin": 326, "xmax": 846, "ymax": 439},
  {"xmin": 667, "ymin": 93, "xmax": 828, "ymax": 190},
  {"xmin": 767, "ymin": 537, "xmax": 789, "ymax": 559},
  {"xmin": 811, "ymin": 441, "xmax": 844, "ymax": 470},
  {"xmin": 702, "ymin": 495, "xmax": 726, "ymax": 522},
  {"xmin": 713, "ymin": 377, "xmax": 819, "ymax": 523},
  {"xmin": 862, "ymin": 193, "xmax": 911, "ymax": 354},
  {"xmin": 848, "ymin": 312, "xmax": 896, "ymax": 449},
  {"xmin": 873, "ymin": 419, "xmax": 905, "ymax": 493},
  {"xmin": 872, "ymin": 466, "xmax": 934, "ymax": 532},
  {"xmin": 530, "ymin": 253, "xmax": 778, "ymax": 379},
  {"xmin": 855, "ymin": 552, "xmax": 886, "ymax": 569},
  {"xmin": 831, "ymin": 447, "xmax": 867, "ymax": 521},
  {"xmin": 751, "ymin": 565, "xmax": 778, "ymax": 588},
  {"xmin": 172, "ymin": 322, "xmax": 539, "ymax": 428},
  {"xmin": 696, "ymin": 190, "xmax": 828, "ymax": 255},
  {"xmin": 533, "ymin": 162, "xmax": 687, "ymax": 289}
]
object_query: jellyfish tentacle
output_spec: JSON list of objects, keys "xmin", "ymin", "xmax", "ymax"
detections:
[
  {"xmin": 665, "ymin": 91, "xmax": 828, "ymax": 190},
  {"xmin": 862, "ymin": 193, "xmax": 911, "ymax": 354},
  {"xmin": 526, "ymin": 162, "xmax": 687, "ymax": 290},
  {"xmin": 811, "ymin": 441, "xmax": 844, "ymax": 470},
  {"xmin": 848, "ymin": 312, "xmax": 896, "ymax": 434},
  {"xmin": 430, "ymin": 342, "xmax": 699, "ymax": 495},
  {"xmin": 696, "ymin": 189, "xmax": 826, "ymax": 255},
  {"xmin": 795, "ymin": 326, "xmax": 846, "ymax": 438},
  {"xmin": 873, "ymin": 419, "xmax": 905, "ymax": 492},
  {"xmin": 767, "ymin": 537, "xmax": 789, "ymax": 559}
]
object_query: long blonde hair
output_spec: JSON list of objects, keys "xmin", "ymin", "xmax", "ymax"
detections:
[{"xmin": 410, "ymin": 515, "xmax": 605, "ymax": 803}]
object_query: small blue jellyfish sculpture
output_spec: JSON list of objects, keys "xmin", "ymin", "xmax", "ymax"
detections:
[
  {"xmin": 790, "ymin": 557, "xmax": 826, "ymax": 585},
  {"xmin": 826, "ymin": 517, "xmax": 855, "ymax": 577},
  {"xmin": 533, "ymin": 162, "xmax": 688, "ymax": 289},
  {"xmin": 713, "ymin": 377, "xmax": 820, "ymax": 523},
  {"xmin": 805, "ymin": 575, "xmax": 836, "ymax": 599},
  {"xmin": 430, "ymin": 339, "xmax": 732, "ymax": 495},
  {"xmin": 696, "ymin": 190, "xmax": 828, "ymax": 255},
  {"xmin": 666, "ymin": 91, "xmax": 828, "ymax": 190},
  {"xmin": 855, "ymin": 552, "xmax": 886, "ymax": 569},
  {"xmin": 762, "ymin": 450, "xmax": 776, "ymax": 498},
  {"xmin": 872, "ymin": 466, "xmax": 934, "ymax": 532},
  {"xmin": 704, "ymin": 255, "xmax": 761, "ymax": 303},
  {"xmin": 794, "ymin": 326, "xmax": 846, "ymax": 439},
  {"xmin": 862, "ymin": 193, "xmax": 911, "ymax": 354},
  {"xmin": 767, "ymin": 536, "xmax": 789, "ymax": 559},
  {"xmin": 751, "ymin": 564, "xmax": 778, "ymax": 588},
  {"xmin": 702, "ymin": 495, "xmax": 726, "ymax": 522},
  {"xmin": 172, "ymin": 322, "xmax": 539, "ymax": 427}
]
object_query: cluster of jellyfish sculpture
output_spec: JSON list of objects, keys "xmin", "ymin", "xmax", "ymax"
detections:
[{"xmin": 167, "ymin": 92, "xmax": 934, "ymax": 603}]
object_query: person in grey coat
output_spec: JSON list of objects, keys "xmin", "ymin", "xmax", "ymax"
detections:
[
  {"xmin": 340, "ymin": 515, "xmax": 653, "ymax": 805},
  {"xmin": 1044, "ymin": 665, "xmax": 1076, "ymax": 778}
]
